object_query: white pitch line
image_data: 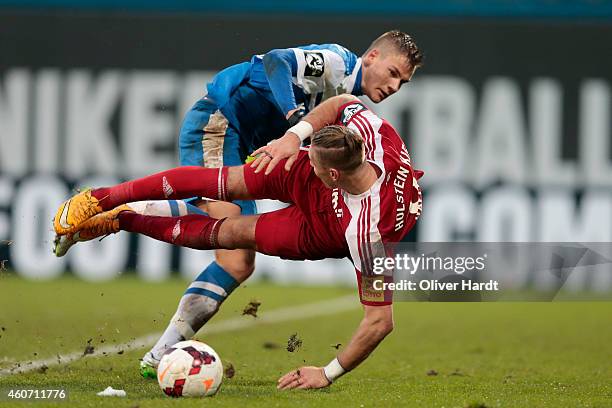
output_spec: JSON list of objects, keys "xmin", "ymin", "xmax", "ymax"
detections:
[{"xmin": 0, "ymin": 294, "xmax": 359, "ymax": 377}]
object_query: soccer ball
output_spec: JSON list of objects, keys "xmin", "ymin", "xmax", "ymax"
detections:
[{"xmin": 157, "ymin": 340, "xmax": 223, "ymax": 397}]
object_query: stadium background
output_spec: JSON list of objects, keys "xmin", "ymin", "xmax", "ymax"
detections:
[{"xmin": 0, "ymin": 0, "xmax": 611, "ymax": 291}]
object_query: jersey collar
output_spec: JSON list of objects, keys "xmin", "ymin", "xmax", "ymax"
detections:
[{"xmin": 345, "ymin": 58, "xmax": 363, "ymax": 96}]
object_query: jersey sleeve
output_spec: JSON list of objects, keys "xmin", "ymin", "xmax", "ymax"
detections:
[
  {"xmin": 262, "ymin": 49, "xmax": 300, "ymax": 115},
  {"xmin": 336, "ymin": 101, "xmax": 411, "ymax": 306},
  {"xmin": 355, "ymin": 267, "xmax": 394, "ymax": 306},
  {"xmin": 291, "ymin": 47, "xmax": 349, "ymax": 95},
  {"xmin": 343, "ymin": 188, "xmax": 395, "ymax": 307},
  {"xmin": 353, "ymin": 248, "xmax": 395, "ymax": 306}
]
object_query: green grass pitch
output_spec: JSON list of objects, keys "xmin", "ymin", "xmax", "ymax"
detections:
[{"xmin": 0, "ymin": 274, "xmax": 610, "ymax": 407}]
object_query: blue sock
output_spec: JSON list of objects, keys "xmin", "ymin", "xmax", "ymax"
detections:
[
  {"xmin": 165, "ymin": 200, "xmax": 208, "ymax": 216},
  {"xmin": 185, "ymin": 202, "xmax": 207, "ymax": 215},
  {"xmin": 184, "ymin": 261, "xmax": 239, "ymax": 301},
  {"xmin": 148, "ymin": 261, "xmax": 239, "ymax": 361}
]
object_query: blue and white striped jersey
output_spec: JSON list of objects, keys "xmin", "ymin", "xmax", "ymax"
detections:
[
  {"xmin": 204, "ymin": 44, "xmax": 363, "ymax": 157},
  {"xmin": 250, "ymin": 44, "xmax": 362, "ymax": 112}
]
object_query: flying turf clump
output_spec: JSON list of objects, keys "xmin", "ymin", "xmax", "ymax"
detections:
[
  {"xmin": 242, "ymin": 300, "xmax": 261, "ymax": 318},
  {"xmin": 286, "ymin": 333, "xmax": 302, "ymax": 352}
]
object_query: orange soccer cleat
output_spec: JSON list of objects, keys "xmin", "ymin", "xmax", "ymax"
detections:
[
  {"xmin": 53, "ymin": 204, "xmax": 133, "ymax": 257},
  {"xmin": 53, "ymin": 189, "xmax": 105, "ymax": 235}
]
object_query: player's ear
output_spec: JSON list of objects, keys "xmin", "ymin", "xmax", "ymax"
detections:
[
  {"xmin": 329, "ymin": 168, "xmax": 340, "ymax": 182},
  {"xmin": 364, "ymin": 48, "xmax": 379, "ymax": 65}
]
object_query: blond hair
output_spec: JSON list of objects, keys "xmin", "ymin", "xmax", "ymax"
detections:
[
  {"xmin": 311, "ymin": 125, "xmax": 364, "ymax": 172},
  {"xmin": 365, "ymin": 30, "xmax": 423, "ymax": 68}
]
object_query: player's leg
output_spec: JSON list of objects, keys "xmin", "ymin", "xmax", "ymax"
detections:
[
  {"xmin": 177, "ymin": 100, "xmax": 257, "ymax": 322},
  {"xmin": 54, "ymin": 200, "xmax": 207, "ymax": 257},
  {"xmin": 133, "ymin": 211, "xmax": 259, "ymax": 376},
  {"xmin": 110, "ymin": 153, "xmax": 304, "ymax": 251},
  {"xmin": 113, "ymin": 204, "xmax": 318, "ymax": 260},
  {"xmin": 52, "ymin": 145, "xmax": 303, "ymax": 235},
  {"xmin": 203, "ymin": 123, "xmax": 258, "ymax": 291},
  {"xmin": 136, "ymin": 200, "xmax": 257, "ymax": 376},
  {"xmin": 186, "ymin": 123, "xmax": 257, "ymax": 323},
  {"xmin": 142, "ymin": 101, "xmax": 257, "ymax": 375},
  {"xmin": 58, "ymin": 198, "xmax": 330, "ymax": 259},
  {"xmin": 59, "ymin": 152, "xmax": 307, "ymax": 252},
  {"xmin": 53, "ymin": 164, "xmax": 252, "ymax": 235}
]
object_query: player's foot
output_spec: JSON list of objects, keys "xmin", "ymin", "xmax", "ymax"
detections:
[
  {"xmin": 53, "ymin": 234, "xmax": 78, "ymax": 258},
  {"xmin": 140, "ymin": 352, "xmax": 159, "ymax": 379},
  {"xmin": 53, "ymin": 204, "xmax": 133, "ymax": 257},
  {"xmin": 54, "ymin": 189, "xmax": 104, "ymax": 235}
]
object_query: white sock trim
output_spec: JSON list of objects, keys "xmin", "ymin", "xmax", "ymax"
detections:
[{"xmin": 187, "ymin": 281, "xmax": 227, "ymax": 297}]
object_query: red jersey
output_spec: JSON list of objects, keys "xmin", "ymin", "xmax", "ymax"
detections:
[
  {"xmin": 246, "ymin": 101, "xmax": 423, "ymax": 306},
  {"xmin": 331, "ymin": 101, "xmax": 423, "ymax": 304}
]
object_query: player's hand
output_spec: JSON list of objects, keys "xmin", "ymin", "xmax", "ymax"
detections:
[
  {"xmin": 277, "ymin": 366, "xmax": 331, "ymax": 390},
  {"xmin": 250, "ymin": 132, "xmax": 301, "ymax": 175},
  {"xmin": 286, "ymin": 106, "xmax": 306, "ymax": 125}
]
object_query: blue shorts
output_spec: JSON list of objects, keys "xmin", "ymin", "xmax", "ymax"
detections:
[{"xmin": 178, "ymin": 97, "xmax": 257, "ymax": 215}]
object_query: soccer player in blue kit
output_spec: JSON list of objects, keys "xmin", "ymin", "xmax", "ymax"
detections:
[{"xmin": 137, "ymin": 30, "xmax": 423, "ymax": 377}]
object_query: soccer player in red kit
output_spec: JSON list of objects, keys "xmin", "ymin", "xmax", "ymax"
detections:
[{"xmin": 53, "ymin": 94, "xmax": 423, "ymax": 389}]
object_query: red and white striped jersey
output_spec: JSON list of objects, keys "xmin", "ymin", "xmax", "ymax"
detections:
[{"xmin": 333, "ymin": 101, "xmax": 423, "ymax": 305}]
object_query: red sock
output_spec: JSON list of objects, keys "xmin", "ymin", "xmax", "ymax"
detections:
[
  {"xmin": 91, "ymin": 166, "xmax": 229, "ymax": 210},
  {"xmin": 118, "ymin": 212, "xmax": 226, "ymax": 250}
]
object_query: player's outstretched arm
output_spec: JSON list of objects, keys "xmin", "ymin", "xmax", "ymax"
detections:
[
  {"xmin": 262, "ymin": 49, "xmax": 303, "ymax": 122},
  {"xmin": 277, "ymin": 304, "xmax": 393, "ymax": 390},
  {"xmin": 251, "ymin": 94, "xmax": 361, "ymax": 175}
]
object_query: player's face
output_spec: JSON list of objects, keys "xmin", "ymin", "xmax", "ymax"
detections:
[
  {"xmin": 309, "ymin": 149, "xmax": 337, "ymax": 188},
  {"xmin": 361, "ymin": 49, "xmax": 416, "ymax": 103}
]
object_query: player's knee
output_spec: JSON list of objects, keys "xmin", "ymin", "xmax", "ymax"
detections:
[
  {"xmin": 217, "ymin": 252, "xmax": 255, "ymax": 281},
  {"xmin": 219, "ymin": 217, "xmax": 256, "ymax": 249},
  {"xmin": 226, "ymin": 167, "xmax": 249, "ymax": 200},
  {"xmin": 220, "ymin": 261, "xmax": 254, "ymax": 281},
  {"xmin": 229, "ymin": 262, "xmax": 255, "ymax": 281}
]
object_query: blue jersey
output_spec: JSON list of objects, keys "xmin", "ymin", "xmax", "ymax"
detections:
[{"xmin": 204, "ymin": 44, "xmax": 363, "ymax": 157}]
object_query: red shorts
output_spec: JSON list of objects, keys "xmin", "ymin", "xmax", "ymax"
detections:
[{"xmin": 243, "ymin": 151, "xmax": 348, "ymax": 261}]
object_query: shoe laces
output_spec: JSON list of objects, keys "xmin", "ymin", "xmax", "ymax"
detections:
[
  {"xmin": 85, "ymin": 213, "xmax": 118, "ymax": 238},
  {"xmin": 73, "ymin": 193, "xmax": 102, "ymax": 222}
]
